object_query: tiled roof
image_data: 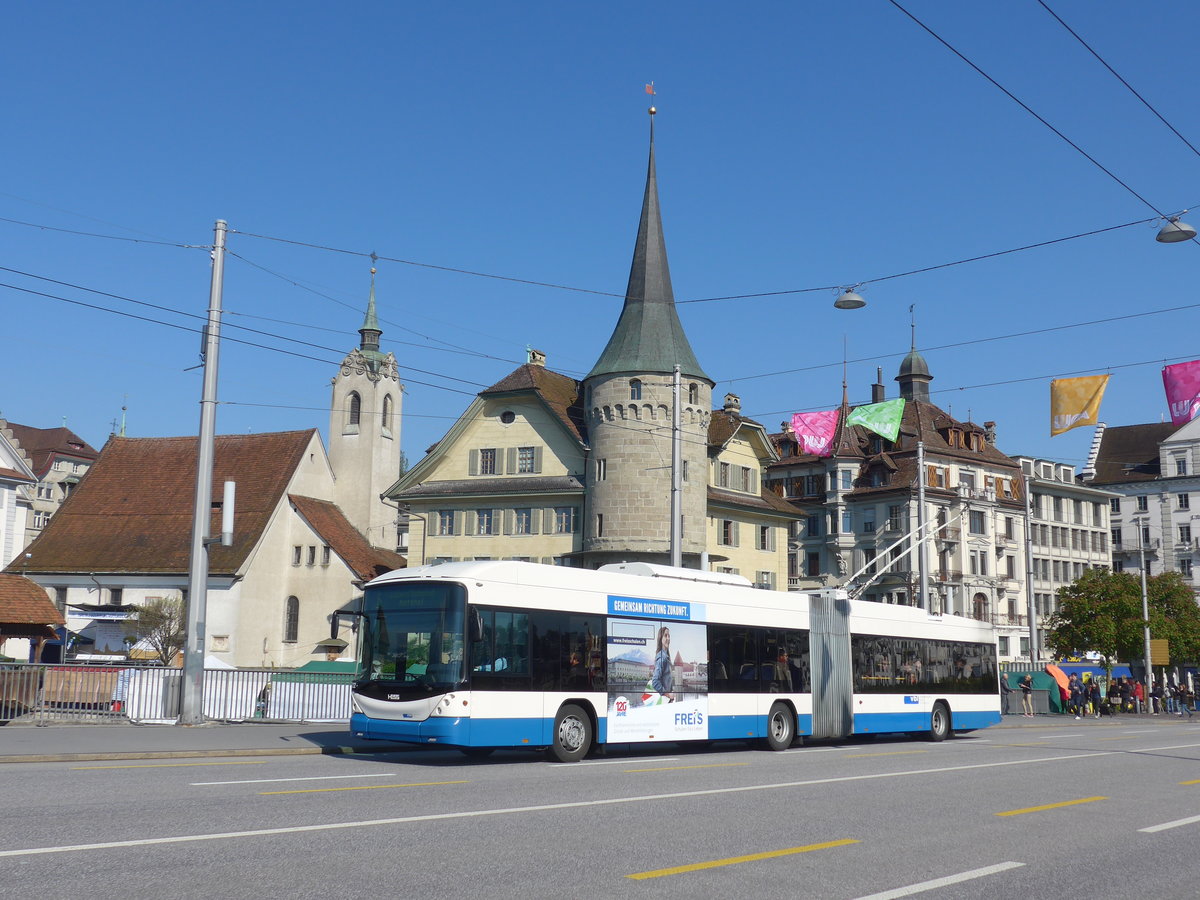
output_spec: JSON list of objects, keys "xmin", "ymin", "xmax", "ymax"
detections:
[
  {"xmin": 3, "ymin": 422, "xmax": 98, "ymax": 477},
  {"xmin": 708, "ymin": 486, "xmax": 803, "ymax": 518},
  {"xmin": 481, "ymin": 364, "xmax": 588, "ymax": 445},
  {"xmin": 707, "ymin": 408, "xmax": 766, "ymax": 449},
  {"xmin": 1089, "ymin": 423, "xmax": 1177, "ymax": 485},
  {"xmin": 289, "ymin": 495, "xmax": 406, "ymax": 581},
  {"xmin": 0, "ymin": 574, "xmax": 64, "ymax": 628},
  {"xmin": 396, "ymin": 475, "xmax": 585, "ymax": 500},
  {"xmin": 10, "ymin": 430, "xmax": 317, "ymax": 576},
  {"xmin": 0, "ymin": 467, "xmax": 34, "ymax": 484}
]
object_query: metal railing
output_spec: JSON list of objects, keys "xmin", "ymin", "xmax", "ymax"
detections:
[{"xmin": 0, "ymin": 663, "xmax": 354, "ymax": 725}]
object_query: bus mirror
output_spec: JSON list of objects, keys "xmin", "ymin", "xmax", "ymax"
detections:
[{"xmin": 469, "ymin": 609, "xmax": 484, "ymax": 643}]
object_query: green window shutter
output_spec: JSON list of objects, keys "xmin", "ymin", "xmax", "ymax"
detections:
[
  {"xmin": 530, "ymin": 509, "xmax": 540, "ymax": 535},
  {"xmin": 732, "ymin": 522, "xmax": 740, "ymax": 547},
  {"xmin": 503, "ymin": 509, "xmax": 514, "ymax": 535},
  {"xmin": 506, "ymin": 447, "xmax": 517, "ymax": 474},
  {"xmin": 749, "ymin": 469, "xmax": 758, "ymax": 494},
  {"xmin": 533, "ymin": 446, "xmax": 543, "ymax": 474},
  {"xmin": 492, "ymin": 509, "xmax": 502, "ymax": 535},
  {"xmin": 543, "ymin": 508, "xmax": 554, "ymax": 533},
  {"xmin": 468, "ymin": 449, "xmax": 479, "ymax": 476},
  {"xmin": 454, "ymin": 511, "xmax": 465, "ymax": 535}
]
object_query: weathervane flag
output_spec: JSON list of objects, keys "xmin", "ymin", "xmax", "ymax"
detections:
[
  {"xmin": 1162, "ymin": 360, "xmax": 1200, "ymax": 426},
  {"xmin": 645, "ymin": 83, "xmax": 655, "ymax": 95},
  {"xmin": 791, "ymin": 410, "xmax": 840, "ymax": 457},
  {"xmin": 1050, "ymin": 375, "xmax": 1109, "ymax": 436}
]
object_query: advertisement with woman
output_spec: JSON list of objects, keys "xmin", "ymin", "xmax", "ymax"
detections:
[{"xmin": 606, "ymin": 617, "xmax": 708, "ymax": 742}]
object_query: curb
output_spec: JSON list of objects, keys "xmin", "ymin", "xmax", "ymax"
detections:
[{"xmin": 0, "ymin": 743, "xmax": 413, "ymax": 765}]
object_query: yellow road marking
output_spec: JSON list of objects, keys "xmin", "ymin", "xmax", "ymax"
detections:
[
  {"xmin": 260, "ymin": 780, "xmax": 468, "ymax": 795},
  {"xmin": 72, "ymin": 761, "xmax": 268, "ymax": 770},
  {"xmin": 1179, "ymin": 779, "xmax": 1200, "ymax": 785},
  {"xmin": 627, "ymin": 839, "xmax": 859, "ymax": 880},
  {"xmin": 626, "ymin": 763, "xmax": 749, "ymax": 773},
  {"xmin": 997, "ymin": 796, "xmax": 1106, "ymax": 817},
  {"xmin": 846, "ymin": 750, "xmax": 929, "ymax": 758}
]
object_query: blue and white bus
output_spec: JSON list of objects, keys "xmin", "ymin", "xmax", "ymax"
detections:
[{"xmin": 347, "ymin": 560, "xmax": 1000, "ymax": 761}]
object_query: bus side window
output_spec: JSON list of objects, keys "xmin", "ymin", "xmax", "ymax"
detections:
[{"xmin": 471, "ymin": 610, "xmax": 495, "ymax": 672}]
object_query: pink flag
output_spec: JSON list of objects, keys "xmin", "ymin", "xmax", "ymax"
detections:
[
  {"xmin": 791, "ymin": 410, "xmax": 840, "ymax": 457},
  {"xmin": 1163, "ymin": 360, "xmax": 1200, "ymax": 426}
]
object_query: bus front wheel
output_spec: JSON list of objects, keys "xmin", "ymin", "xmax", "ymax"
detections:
[
  {"xmin": 549, "ymin": 704, "xmax": 592, "ymax": 762},
  {"xmin": 763, "ymin": 702, "xmax": 795, "ymax": 751},
  {"xmin": 928, "ymin": 702, "xmax": 951, "ymax": 742}
]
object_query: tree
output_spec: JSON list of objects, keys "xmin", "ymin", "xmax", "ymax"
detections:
[
  {"xmin": 124, "ymin": 594, "xmax": 186, "ymax": 666},
  {"xmin": 1046, "ymin": 568, "xmax": 1200, "ymax": 666}
]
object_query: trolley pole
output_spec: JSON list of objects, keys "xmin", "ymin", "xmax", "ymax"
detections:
[{"xmin": 180, "ymin": 219, "xmax": 227, "ymax": 726}]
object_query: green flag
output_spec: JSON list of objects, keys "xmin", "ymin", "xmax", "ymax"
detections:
[{"xmin": 846, "ymin": 398, "xmax": 905, "ymax": 442}]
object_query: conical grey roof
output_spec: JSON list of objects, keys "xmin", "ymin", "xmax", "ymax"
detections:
[{"xmin": 587, "ymin": 126, "xmax": 710, "ymax": 382}]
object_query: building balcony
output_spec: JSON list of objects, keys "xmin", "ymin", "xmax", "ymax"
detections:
[
  {"xmin": 957, "ymin": 485, "xmax": 996, "ymax": 503},
  {"xmin": 937, "ymin": 526, "xmax": 960, "ymax": 543},
  {"xmin": 992, "ymin": 612, "xmax": 1028, "ymax": 628},
  {"xmin": 1112, "ymin": 539, "xmax": 1160, "ymax": 556},
  {"xmin": 936, "ymin": 570, "xmax": 964, "ymax": 583}
]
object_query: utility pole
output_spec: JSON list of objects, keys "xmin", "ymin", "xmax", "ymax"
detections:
[
  {"xmin": 180, "ymin": 219, "xmax": 227, "ymax": 726},
  {"xmin": 670, "ymin": 364, "xmax": 682, "ymax": 568},
  {"xmin": 1138, "ymin": 520, "xmax": 1154, "ymax": 703},
  {"xmin": 1023, "ymin": 474, "xmax": 1038, "ymax": 665}
]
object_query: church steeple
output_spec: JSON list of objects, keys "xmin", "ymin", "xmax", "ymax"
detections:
[
  {"xmin": 359, "ymin": 266, "xmax": 382, "ymax": 356},
  {"xmin": 587, "ymin": 110, "xmax": 709, "ymax": 382}
]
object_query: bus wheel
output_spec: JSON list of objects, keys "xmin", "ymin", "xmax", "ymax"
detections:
[
  {"xmin": 928, "ymin": 702, "xmax": 950, "ymax": 742},
  {"xmin": 763, "ymin": 702, "xmax": 795, "ymax": 751},
  {"xmin": 549, "ymin": 704, "xmax": 592, "ymax": 763}
]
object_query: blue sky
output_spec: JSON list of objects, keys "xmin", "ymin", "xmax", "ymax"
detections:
[{"xmin": 5, "ymin": 2, "xmax": 1200, "ymax": 470}]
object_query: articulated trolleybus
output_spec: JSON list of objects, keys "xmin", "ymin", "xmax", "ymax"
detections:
[{"xmin": 349, "ymin": 560, "xmax": 1000, "ymax": 761}]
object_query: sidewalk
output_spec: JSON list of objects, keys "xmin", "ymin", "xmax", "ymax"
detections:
[
  {"xmin": 0, "ymin": 721, "xmax": 412, "ymax": 764},
  {"xmin": 2, "ymin": 713, "xmax": 1192, "ymax": 764}
]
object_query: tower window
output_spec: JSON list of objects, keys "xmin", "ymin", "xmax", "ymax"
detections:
[
  {"xmin": 347, "ymin": 392, "xmax": 362, "ymax": 430},
  {"xmin": 688, "ymin": 383, "xmax": 698, "ymax": 405},
  {"xmin": 381, "ymin": 395, "xmax": 393, "ymax": 437},
  {"xmin": 630, "ymin": 379, "xmax": 642, "ymax": 401}
]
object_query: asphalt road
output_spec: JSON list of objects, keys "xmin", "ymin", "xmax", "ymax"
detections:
[{"xmin": 3, "ymin": 719, "xmax": 1199, "ymax": 899}]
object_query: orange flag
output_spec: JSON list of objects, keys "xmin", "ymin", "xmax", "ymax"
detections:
[
  {"xmin": 645, "ymin": 83, "xmax": 655, "ymax": 95},
  {"xmin": 1050, "ymin": 375, "xmax": 1109, "ymax": 436}
]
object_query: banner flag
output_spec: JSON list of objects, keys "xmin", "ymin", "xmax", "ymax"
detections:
[
  {"xmin": 790, "ymin": 410, "xmax": 839, "ymax": 457},
  {"xmin": 1162, "ymin": 360, "xmax": 1200, "ymax": 426},
  {"xmin": 846, "ymin": 398, "xmax": 905, "ymax": 442},
  {"xmin": 1050, "ymin": 375, "xmax": 1109, "ymax": 436}
]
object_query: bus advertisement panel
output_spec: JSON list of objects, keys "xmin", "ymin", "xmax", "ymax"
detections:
[{"xmin": 606, "ymin": 617, "xmax": 708, "ymax": 743}]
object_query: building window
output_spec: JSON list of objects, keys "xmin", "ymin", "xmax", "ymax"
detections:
[
  {"xmin": 998, "ymin": 636, "xmax": 1010, "ymax": 656},
  {"xmin": 53, "ymin": 587, "xmax": 67, "ymax": 612},
  {"xmin": 1180, "ymin": 525, "xmax": 1192, "ymax": 545},
  {"xmin": 1110, "ymin": 497, "xmax": 1121, "ymax": 513},
  {"xmin": 381, "ymin": 394, "xmax": 393, "ymax": 437},
  {"xmin": 284, "ymin": 597, "xmax": 299, "ymax": 643},
  {"xmin": 887, "ymin": 505, "xmax": 903, "ymax": 531},
  {"xmin": 1179, "ymin": 493, "xmax": 1190, "ymax": 510},
  {"xmin": 347, "ymin": 392, "xmax": 361, "ymax": 427},
  {"xmin": 322, "ymin": 545, "xmax": 331, "ymax": 566},
  {"xmin": 682, "ymin": 460, "xmax": 689, "ymax": 483},
  {"xmin": 1142, "ymin": 525, "xmax": 1151, "ymax": 546},
  {"xmin": 806, "ymin": 552, "xmax": 820, "ymax": 576},
  {"xmin": 437, "ymin": 510, "xmax": 455, "ymax": 536},
  {"xmin": 477, "ymin": 509, "xmax": 494, "ymax": 536},
  {"xmin": 1004, "ymin": 516, "xmax": 1015, "ymax": 540},
  {"xmin": 1006, "ymin": 555, "xmax": 1016, "ymax": 578},
  {"xmin": 862, "ymin": 513, "xmax": 875, "ymax": 534},
  {"xmin": 629, "ymin": 379, "xmax": 642, "ymax": 401},
  {"xmin": 719, "ymin": 520, "xmax": 738, "ymax": 547},
  {"xmin": 688, "ymin": 383, "xmax": 698, "ymax": 405},
  {"xmin": 32, "ymin": 511, "xmax": 50, "ymax": 528},
  {"xmin": 517, "ymin": 447, "xmax": 537, "ymax": 473},
  {"xmin": 969, "ymin": 510, "xmax": 986, "ymax": 535},
  {"xmin": 595, "ymin": 458, "xmax": 607, "ymax": 482},
  {"xmin": 292, "ymin": 546, "xmax": 302, "ymax": 566},
  {"xmin": 553, "ymin": 507, "xmax": 576, "ymax": 534},
  {"xmin": 1177, "ymin": 458, "xmax": 1189, "ymax": 476},
  {"xmin": 718, "ymin": 462, "xmax": 730, "ymax": 487},
  {"xmin": 1111, "ymin": 527, "xmax": 1122, "ymax": 549},
  {"xmin": 307, "ymin": 546, "xmax": 316, "ymax": 566},
  {"xmin": 596, "ymin": 513, "xmax": 604, "ymax": 537},
  {"xmin": 806, "ymin": 514, "xmax": 821, "ymax": 537},
  {"xmin": 756, "ymin": 524, "xmax": 774, "ymax": 551},
  {"xmin": 479, "ymin": 448, "xmax": 497, "ymax": 475},
  {"xmin": 1137, "ymin": 495, "xmax": 1148, "ymax": 511},
  {"xmin": 108, "ymin": 588, "xmax": 123, "ymax": 606},
  {"xmin": 841, "ymin": 470, "xmax": 853, "ymax": 490},
  {"xmin": 841, "ymin": 511, "xmax": 853, "ymax": 534},
  {"xmin": 863, "ymin": 548, "xmax": 877, "ymax": 575},
  {"xmin": 1181, "ymin": 559, "xmax": 1194, "ymax": 577},
  {"xmin": 756, "ymin": 571, "xmax": 775, "ymax": 590},
  {"xmin": 514, "ymin": 508, "xmax": 533, "ymax": 535}
]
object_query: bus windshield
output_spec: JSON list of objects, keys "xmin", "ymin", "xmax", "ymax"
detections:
[{"xmin": 357, "ymin": 581, "xmax": 467, "ymax": 690}]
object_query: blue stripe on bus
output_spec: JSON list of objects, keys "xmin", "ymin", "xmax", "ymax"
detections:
[{"xmin": 852, "ymin": 709, "xmax": 1001, "ymax": 734}]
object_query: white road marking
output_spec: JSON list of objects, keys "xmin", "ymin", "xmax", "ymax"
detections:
[
  {"xmin": 853, "ymin": 861, "xmax": 1025, "ymax": 899},
  {"xmin": 1122, "ymin": 729, "xmax": 1158, "ymax": 734},
  {"xmin": 1139, "ymin": 814, "xmax": 1200, "ymax": 834},
  {"xmin": 0, "ymin": 751, "xmax": 1110, "ymax": 859},
  {"xmin": 191, "ymin": 773, "xmax": 394, "ymax": 786}
]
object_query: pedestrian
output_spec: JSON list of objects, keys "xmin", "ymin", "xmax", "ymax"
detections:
[
  {"xmin": 1133, "ymin": 680, "xmax": 1145, "ymax": 714},
  {"xmin": 1152, "ymin": 682, "xmax": 1164, "ymax": 715},
  {"xmin": 1087, "ymin": 679, "xmax": 1102, "ymax": 718},
  {"xmin": 1119, "ymin": 677, "xmax": 1133, "ymax": 713},
  {"xmin": 1020, "ymin": 674, "xmax": 1034, "ymax": 717},
  {"xmin": 1069, "ymin": 673, "xmax": 1084, "ymax": 720},
  {"xmin": 1000, "ymin": 673, "xmax": 1013, "ymax": 715},
  {"xmin": 1176, "ymin": 682, "xmax": 1194, "ymax": 719}
]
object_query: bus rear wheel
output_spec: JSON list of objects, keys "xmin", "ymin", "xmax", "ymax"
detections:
[
  {"xmin": 549, "ymin": 704, "xmax": 592, "ymax": 762},
  {"xmin": 763, "ymin": 702, "xmax": 795, "ymax": 751},
  {"xmin": 928, "ymin": 702, "xmax": 951, "ymax": 742}
]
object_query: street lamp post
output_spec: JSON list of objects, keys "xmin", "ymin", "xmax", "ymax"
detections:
[{"xmin": 1137, "ymin": 521, "xmax": 1154, "ymax": 705}]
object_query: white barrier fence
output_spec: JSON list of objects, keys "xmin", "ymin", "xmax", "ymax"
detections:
[{"xmin": 0, "ymin": 663, "xmax": 354, "ymax": 725}]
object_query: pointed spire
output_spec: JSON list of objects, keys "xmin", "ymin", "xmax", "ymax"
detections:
[
  {"xmin": 896, "ymin": 304, "xmax": 932, "ymax": 402},
  {"xmin": 359, "ymin": 262, "xmax": 382, "ymax": 355},
  {"xmin": 587, "ymin": 108, "xmax": 709, "ymax": 382}
]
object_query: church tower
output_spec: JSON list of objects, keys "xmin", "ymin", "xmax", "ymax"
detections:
[
  {"xmin": 581, "ymin": 110, "xmax": 713, "ymax": 567},
  {"xmin": 329, "ymin": 267, "xmax": 403, "ymax": 550}
]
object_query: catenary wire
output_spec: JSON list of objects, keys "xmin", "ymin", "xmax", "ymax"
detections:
[
  {"xmin": 1037, "ymin": 0, "xmax": 1200, "ymax": 162},
  {"xmin": 886, "ymin": 0, "xmax": 1181, "ymax": 224}
]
